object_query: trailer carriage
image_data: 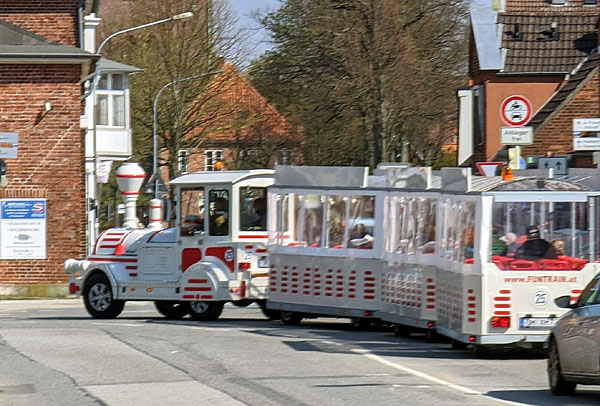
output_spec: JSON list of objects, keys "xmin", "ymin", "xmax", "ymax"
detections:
[{"xmin": 266, "ymin": 165, "xmax": 600, "ymax": 352}]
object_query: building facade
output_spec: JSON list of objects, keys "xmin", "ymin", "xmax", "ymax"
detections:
[
  {"xmin": 459, "ymin": 0, "xmax": 600, "ymax": 169},
  {"xmin": 0, "ymin": 1, "xmax": 96, "ymax": 294}
]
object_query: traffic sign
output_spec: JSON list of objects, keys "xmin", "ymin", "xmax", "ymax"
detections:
[
  {"xmin": 538, "ymin": 157, "xmax": 568, "ymax": 175},
  {"xmin": 501, "ymin": 126, "xmax": 533, "ymax": 145},
  {"xmin": 476, "ymin": 162, "xmax": 503, "ymax": 176},
  {"xmin": 500, "ymin": 95, "xmax": 532, "ymax": 126}
]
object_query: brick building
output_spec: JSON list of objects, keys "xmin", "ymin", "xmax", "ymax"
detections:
[
  {"xmin": 0, "ymin": 1, "xmax": 96, "ymax": 295},
  {"xmin": 459, "ymin": 0, "xmax": 600, "ymax": 168}
]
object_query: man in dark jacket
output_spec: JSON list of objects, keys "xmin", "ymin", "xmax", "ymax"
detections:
[{"xmin": 514, "ymin": 225, "xmax": 558, "ymax": 260}]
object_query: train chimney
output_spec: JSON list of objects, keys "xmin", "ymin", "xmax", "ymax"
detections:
[{"xmin": 115, "ymin": 162, "xmax": 146, "ymax": 228}]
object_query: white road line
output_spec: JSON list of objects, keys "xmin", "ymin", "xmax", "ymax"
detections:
[
  {"xmin": 91, "ymin": 322, "xmax": 141, "ymax": 327},
  {"xmin": 352, "ymin": 349, "xmax": 526, "ymax": 406}
]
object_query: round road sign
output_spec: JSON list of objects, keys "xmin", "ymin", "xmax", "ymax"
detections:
[{"xmin": 500, "ymin": 95, "xmax": 532, "ymax": 126}]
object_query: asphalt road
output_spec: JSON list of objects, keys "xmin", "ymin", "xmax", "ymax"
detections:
[{"xmin": 0, "ymin": 299, "xmax": 599, "ymax": 406}]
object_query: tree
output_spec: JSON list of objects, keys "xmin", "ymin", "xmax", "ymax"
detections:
[
  {"xmin": 249, "ymin": 0, "xmax": 467, "ymax": 168},
  {"xmin": 99, "ymin": 0, "xmax": 254, "ymax": 181}
]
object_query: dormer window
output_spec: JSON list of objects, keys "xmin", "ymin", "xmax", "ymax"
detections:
[
  {"xmin": 97, "ymin": 73, "xmax": 126, "ymax": 127},
  {"xmin": 549, "ymin": 0, "xmax": 567, "ymax": 5},
  {"xmin": 584, "ymin": 0, "xmax": 596, "ymax": 6}
]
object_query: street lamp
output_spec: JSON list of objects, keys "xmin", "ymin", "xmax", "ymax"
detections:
[
  {"xmin": 152, "ymin": 70, "xmax": 222, "ymax": 198},
  {"xmin": 86, "ymin": 11, "xmax": 193, "ymax": 254}
]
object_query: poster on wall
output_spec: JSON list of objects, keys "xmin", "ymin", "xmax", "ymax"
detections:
[{"xmin": 0, "ymin": 199, "xmax": 47, "ymax": 259}]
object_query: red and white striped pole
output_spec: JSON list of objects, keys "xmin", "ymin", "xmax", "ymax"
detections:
[{"xmin": 115, "ymin": 162, "xmax": 146, "ymax": 228}]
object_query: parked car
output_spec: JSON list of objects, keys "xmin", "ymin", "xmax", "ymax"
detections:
[{"xmin": 547, "ymin": 272, "xmax": 600, "ymax": 395}]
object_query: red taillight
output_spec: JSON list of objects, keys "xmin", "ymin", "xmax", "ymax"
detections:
[
  {"xmin": 69, "ymin": 283, "xmax": 80, "ymax": 294},
  {"xmin": 427, "ymin": 321, "xmax": 436, "ymax": 328},
  {"xmin": 469, "ymin": 336, "xmax": 476, "ymax": 342},
  {"xmin": 491, "ymin": 316, "xmax": 511, "ymax": 328},
  {"xmin": 240, "ymin": 281, "xmax": 246, "ymax": 298},
  {"xmin": 364, "ymin": 311, "xmax": 372, "ymax": 317},
  {"xmin": 238, "ymin": 262, "xmax": 251, "ymax": 271},
  {"xmin": 114, "ymin": 243, "xmax": 125, "ymax": 256}
]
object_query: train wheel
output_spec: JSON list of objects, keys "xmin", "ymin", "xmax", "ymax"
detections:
[
  {"xmin": 154, "ymin": 301, "xmax": 190, "ymax": 319},
  {"xmin": 189, "ymin": 301, "xmax": 224, "ymax": 321},
  {"xmin": 83, "ymin": 274, "xmax": 124, "ymax": 319},
  {"xmin": 451, "ymin": 339, "xmax": 468, "ymax": 350},
  {"xmin": 258, "ymin": 301, "xmax": 281, "ymax": 320},
  {"xmin": 350, "ymin": 317, "xmax": 369, "ymax": 330},
  {"xmin": 281, "ymin": 311, "xmax": 303, "ymax": 325},
  {"xmin": 548, "ymin": 337, "xmax": 576, "ymax": 396},
  {"xmin": 393, "ymin": 324, "xmax": 413, "ymax": 337}
]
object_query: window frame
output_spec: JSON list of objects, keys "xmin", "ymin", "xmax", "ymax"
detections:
[{"xmin": 96, "ymin": 73, "xmax": 126, "ymax": 128}]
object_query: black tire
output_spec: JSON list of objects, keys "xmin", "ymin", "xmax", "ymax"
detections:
[
  {"xmin": 350, "ymin": 317, "xmax": 370, "ymax": 330},
  {"xmin": 258, "ymin": 301, "xmax": 281, "ymax": 320},
  {"xmin": 83, "ymin": 273, "xmax": 124, "ymax": 319},
  {"xmin": 281, "ymin": 310, "xmax": 303, "ymax": 325},
  {"xmin": 154, "ymin": 301, "xmax": 190, "ymax": 319},
  {"xmin": 189, "ymin": 301, "xmax": 224, "ymax": 321},
  {"xmin": 548, "ymin": 337, "xmax": 577, "ymax": 396},
  {"xmin": 473, "ymin": 344, "xmax": 491, "ymax": 358},
  {"xmin": 393, "ymin": 324, "xmax": 413, "ymax": 337},
  {"xmin": 451, "ymin": 339, "xmax": 468, "ymax": 350}
]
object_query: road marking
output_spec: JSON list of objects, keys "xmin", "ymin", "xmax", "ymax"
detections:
[
  {"xmin": 352, "ymin": 349, "xmax": 525, "ymax": 405},
  {"xmin": 91, "ymin": 322, "xmax": 141, "ymax": 327}
]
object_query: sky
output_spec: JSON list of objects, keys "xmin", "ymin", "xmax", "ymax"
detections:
[{"xmin": 228, "ymin": 0, "xmax": 281, "ymax": 63}]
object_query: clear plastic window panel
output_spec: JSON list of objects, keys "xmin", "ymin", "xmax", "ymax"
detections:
[
  {"xmin": 394, "ymin": 197, "xmax": 407, "ymax": 253},
  {"xmin": 459, "ymin": 201, "xmax": 476, "ymax": 262},
  {"xmin": 491, "ymin": 200, "xmax": 591, "ymax": 262},
  {"xmin": 326, "ymin": 195, "xmax": 346, "ymax": 248},
  {"xmin": 348, "ymin": 195, "xmax": 375, "ymax": 250},
  {"xmin": 303, "ymin": 194, "xmax": 324, "ymax": 247},
  {"xmin": 417, "ymin": 198, "xmax": 436, "ymax": 255},
  {"xmin": 239, "ymin": 187, "xmax": 267, "ymax": 231}
]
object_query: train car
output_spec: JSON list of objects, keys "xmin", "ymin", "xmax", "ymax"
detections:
[
  {"xmin": 266, "ymin": 165, "xmax": 386, "ymax": 326},
  {"xmin": 431, "ymin": 168, "xmax": 600, "ymax": 354},
  {"xmin": 266, "ymin": 165, "xmax": 600, "ymax": 353},
  {"xmin": 65, "ymin": 169, "xmax": 276, "ymax": 320}
]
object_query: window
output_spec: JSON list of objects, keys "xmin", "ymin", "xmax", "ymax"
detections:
[
  {"xmin": 177, "ymin": 150, "xmax": 189, "ymax": 174},
  {"xmin": 180, "ymin": 188, "xmax": 205, "ymax": 236},
  {"xmin": 240, "ymin": 187, "xmax": 267, "ymax": 231},
  {"xmin": 276, "ymin": 150, "xmax": 294, "ymax": 165},
  {"xmin": 205, "ymin": 150, "xmax": 223, "ymax": 171},
  {"xmin": 584, "ymin": 0, "xmax": 596, "ymax": 5},
  {"xmin": 97, "ymin": 73, "xmax": 126, "ymax": 127},
  {"xmin": 209, "ymin": 189, "xmax": 229, "ymax": 236}
]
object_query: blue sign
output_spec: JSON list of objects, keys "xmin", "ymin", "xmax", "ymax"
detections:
[{"xmin": 1, "ymin": 200, "xmax": 46, "ymax": 219}]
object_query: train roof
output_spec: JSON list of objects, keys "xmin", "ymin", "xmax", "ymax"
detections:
[
  {"xmin": 471, "ymin": 176, "xmax": 589, "ymax": 192},
  {"xmin": 170, "ymin": 169, "xmax": 274, "ymax": 187}
]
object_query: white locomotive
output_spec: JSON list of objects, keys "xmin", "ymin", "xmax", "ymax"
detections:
[{"xmin": 65, "ymin": 169, "xmax": 277, "ymax": 320}]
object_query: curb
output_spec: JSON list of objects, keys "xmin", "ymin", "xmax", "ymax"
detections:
[{"xmin": 0, "ymin": 284, "xmax": 69, "ymax": 298}]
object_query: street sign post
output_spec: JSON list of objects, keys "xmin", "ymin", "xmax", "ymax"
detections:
[{"xmin": 538, "ymin": 157, "xmax": 568, "ymax": 175}]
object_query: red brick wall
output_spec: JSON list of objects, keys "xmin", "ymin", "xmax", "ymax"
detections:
[
  {"xmin": 0, "ymin": 0, "xmax": 81, "ymax": 46},
  {"xmin": 523, "ymin": 69, "xmax": 600, "ymax": 158},
  {"xmin": 0, "ymin": 64, "xmax": 85, "ymax": 285}
]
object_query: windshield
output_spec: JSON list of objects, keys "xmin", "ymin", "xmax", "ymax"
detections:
[{"xmin": 240, "ymin": 187, "xmax": 267, "ymax": 232}]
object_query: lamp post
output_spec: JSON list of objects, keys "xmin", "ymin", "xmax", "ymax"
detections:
[
  {"xmin": 86, "ymin": 11, "xmax": 193, "ymax": 253},
  {"xmin": 152, "ymin": 70, "xmax": 222, "ymax": 198}
]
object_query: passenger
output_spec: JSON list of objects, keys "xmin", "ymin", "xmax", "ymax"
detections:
[
  {"xmin": 514, "ymin": 225, "xmax": 558, "ymax": 260},
  {"xmin": 210, "ymin": 197, "xmax": 228, "ymax": 235},
  {"xmin": 499, "ymin": 232, "xmax": 519, "ymax": 257},
  {"xmin": 328, "ymin": 216, "xmax": 345, "ymax": 247},
  {"xmin": 349, "ymin": 223, "xmax": 373, "ymax": 248},
  {"xmin": 247, "ymin": 197, "xmax": 267, "ymax": 230},
  {"xmin": 491, "ymin": 227, "xmax": 506, "ymax": 256},
  {"xmin": 551, "ymin": 239, "xmax": 565, "ymax": 257}
]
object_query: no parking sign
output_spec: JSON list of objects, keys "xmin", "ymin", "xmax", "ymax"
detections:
[{"xmin": 500, "ymin": 95, "xmax": 532, "ymax": 127}]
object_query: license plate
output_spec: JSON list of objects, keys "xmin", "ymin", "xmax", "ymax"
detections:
[
  {"xmin": 258, "ymin": 257, "xmax": 269, "ymax": 268},
  {"xmin": 519, "ymin": 317, "xmax": 557, "ymax": 328}
]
